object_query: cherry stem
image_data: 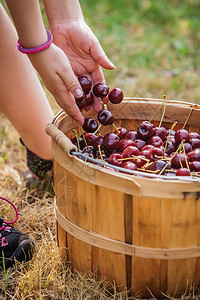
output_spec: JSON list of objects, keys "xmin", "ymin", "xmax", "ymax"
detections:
[
  {"xmin": 97, "ymin": 145, "xmax": 105, "ymax": 162},
  {"xmin": 103, "ymin": 103, "xmax": 108, "ymax": 110},
  {"xmin": 159, "ymin": 141, "xmax": 184, "ymax": 175},
  {"xmin": 182, "ymin": 105, "xmax": 195, "ymax": 129},
  {"xmin": 138, "ymin": 168, "xmax": 160, "ymax": 174},
  {"xmin": 72, "ymin": 129, "xmax": 81, "ymax": 152},
  {"xmin": 117, "ymin": 155, "xmax": 150, "ymax": 162},
  {"xmin": 143, "ymin": 161, "xmax": 154, "ymax": 168},
  {"xmin": 166, "ymin": 169, "xmax": 176, "ymax": 173},
  {"xmin": 181, "ymin": 142, "xmax": 190, "ymax": 170},
  {"xmin": 79, "ymin": 126, "xmax": 88, "ymax": 148},
  {"xmin": 158, "ymin": 95, "xmax": 166, "ymax": 128},
  {"xmin": 164, "ymin": 122, "xmax": 178, "ymax": 153},
  {"xmin": 94, "ymin": 123, "xmax": 102, "ymax": 135},
  {"xmin": 149, "ymin": 95, "xmax": 166, "ymax": 123},
  {"xmin": 163, "ymin": 121, "xmax": 178, "ymax": 153},
  {"xmin": 155, "ymin": 155, "xmax": 170, "ymax": 160},
  {"xmin": 112, "ymin": 123, "xmax": 120, "ymax": 134},
  {"xmin": 117, "ymin": 157, "xmax": 133, "ymax": 161}
]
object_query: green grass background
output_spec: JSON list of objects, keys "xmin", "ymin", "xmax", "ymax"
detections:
[{"xmin": 76, "ymin": 0, "xmax": 200, "ymax": 102}]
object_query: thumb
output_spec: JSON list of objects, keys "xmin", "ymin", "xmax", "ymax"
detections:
[{"xmin": 91, "ymin": 39, "xmax": 116, "ymax": 70}]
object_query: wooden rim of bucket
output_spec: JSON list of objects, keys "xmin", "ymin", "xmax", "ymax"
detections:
[{"xmin": 54, "ymin": 197, "xmax": 200, "ymax": 260}]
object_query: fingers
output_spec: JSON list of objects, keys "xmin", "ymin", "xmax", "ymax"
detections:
[
  {"xmin": 91, "ymin": 38, "xmax": 115, "ymax": 71},
  {"xmin": 90, "ymin": 66, "xmax": 105, "ymax": 85},
  {"xmin": 60, "ymin": 57, "xmax": 84, "ymax": 100},
  {"xmin": 54, "ymin": 89, "xmax": 84, "ymax": 126}
]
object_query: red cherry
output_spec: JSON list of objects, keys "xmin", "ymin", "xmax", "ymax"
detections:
[
  {"xmin": 147, "ymin": 136, "xmax": 163, "ymax": 147},
  {"xmin": 144, "ymin": 160, "xmax": 166, "ymax": 172},
  {"xmin": 97, "ymin": 109, "xmax": 114, "ymax": 125},
  {"xmin": 75, "ymin": 95, "xmax": 86, "ymax": 110},
  {"xmin": 137, "ymin": 121, "xmax": 154, "ymax": 140},
  {"xmin": 147, "ymin": 147, "xmax": 164, "ymax": 162},
  {"xmin": 93, "ymin": 83, "xmax": 109, "ymax": 98},
  {"xmin": 93, "ymin": 135, "xmax": 104, "ymax": 150},
  {"xmin": 102, "ymin": 133, "xmax": 120, "ymax": 153},
  {"xmin": 84, "ymin": 132, "xmax": 97, "ymax": 146},
  {"xmin": 131, "ymin": 155, "xmax": 148, "ymax": 167},
  {"xmin": 134, "ymin": 139, "xmax": 146, "ymax": 151},
  {"xmin": 108, "ymin": 153, "xmax": 123, "ymax": 167},
  {"xmin": 164, "ymin": 140, "xmax": 176, "ymax": 155},
  {"xmin": 122, "ymin": 161, "xmax": 138, "ymax": 171},
  {"xmin": 114, "ymin": 127, "xmax": 128, "ymax": 139},
  {"xmin": 175, "ymin": 129, "xmax": 189, "ymax": 145},
  {"xmin": 183, "ymin": 142, "xmax": 192, "ymax": 153},
  {"xmin": 166, "ymin": 129, "xmax": 176, "ymax": 136},
  {"xmin": 85, "ymin": 92, "xmax": 94, "ymax": 106},
  {"xmin": 140, "ymin": 145, "xmax": 155, "ymax": 157},
  {"xmin": 78, "ymin": 76, "xmax": 92, "ymax": 94},
  {"xmin": 171, "ymin": 153, "xmax": 188, "ymax": 169},
  {"xmin": 189, "ymin": 161, "xmax": 200, "ymax": 172},
  {"xmin": 189, "ymin": 132, "xmax": 200, "ymax": 140},
  {"xmin": 71, "ymin": 136, "xmax": 85, "ymax": 150},
  {"xmin": 187, "ymin": 148, "xmax": 200, "ymax": 162},
  {"xmin": 167, "ymin": 135, "xmax": 176, "ymax": 143},
  {"xmin": 153, "ymin": 126, "xmax": 168, "ymax": 141},
  {"xmin": 190, "ymin": 138, "xmax": 200, "ymax": 149},
  {"xmin": 125, "ymin": 130, "xmax": 138, "ymax": 141},
  {"xmin": 108, "ymin": 88, "xmax": 124, "ymax": 104},
  {"xmin": 118, "ymin": 139, "xmax": 136, "ymax": 152},
  {"xmin": 176, "ymin": 168, "xmax": 191, "ymax": 176},
  {"xmin": 82, "ymin": 118, "xmax": 98, "ymax": 133},
  {"xmin": 122, "ymin": 146, "xmax": 140, "ymax": 158}
]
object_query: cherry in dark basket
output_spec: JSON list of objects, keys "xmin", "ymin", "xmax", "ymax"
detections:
[{"xmin": 82, "ymin": 118, "xmax": 98, "ymax": 133}]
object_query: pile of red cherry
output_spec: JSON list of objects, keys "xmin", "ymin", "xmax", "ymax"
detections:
[
  {"xmin": 75, "ymin": 76, "xmax": 123, "ymax": 132},
  {"xmin": 72, "ymin": 77, "xmax": 200, "ymax": 178}
]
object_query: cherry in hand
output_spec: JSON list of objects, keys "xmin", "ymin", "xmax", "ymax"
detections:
[
  {"xmin": 108, "ymin": 88, "xmax": 124, "ymax": 104},
  {"xmin": 93, "ymin": 83, "xmax": 109, "ymax": 98},
  {"xmin": 78, "ymin": 76, "xmax": 92, "ymax": 94},
  {"xmin": 75, "ymin": 95, "xmax": 86, "ymax": 110},
  {"xmin": 85, "ymin": 92, "xmax": 94, "ymax": 107}
]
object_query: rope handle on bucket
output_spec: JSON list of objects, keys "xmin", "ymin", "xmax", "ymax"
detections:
[{"xmin": 0, "ymin": 196, "xmax": 19, "ymax": 224}]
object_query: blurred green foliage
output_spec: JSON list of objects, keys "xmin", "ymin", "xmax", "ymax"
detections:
[{"xmin": 78, "ymin": 0, "xmax": 200, "ymax": 101}]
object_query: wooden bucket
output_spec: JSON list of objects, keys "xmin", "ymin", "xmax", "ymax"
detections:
[{"xmin": 46, "ymin": 98, "xmax": 200, "ymax": 298}]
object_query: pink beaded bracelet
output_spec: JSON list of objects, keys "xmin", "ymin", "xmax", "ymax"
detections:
[{"xmin": 17, "ymin": 30, "xmax": 53, "ymax": 54}]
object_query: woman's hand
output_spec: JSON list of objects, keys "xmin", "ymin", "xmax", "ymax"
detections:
[
  {"xmin": 50, "ymin": 19, "xmax": 115, "ymax": 111},
  {"xmin": 28, "ymin": 43, "xmax": 85, "ymax": 125}
]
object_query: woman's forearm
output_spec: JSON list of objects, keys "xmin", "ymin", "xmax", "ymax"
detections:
[
  {"xmin": 43, "ymin": 0, "xmax": 84, "ymax": 26},
  {"xmin": 5, "ymin": 0, "xmax": 47, "ymax": 47}
]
